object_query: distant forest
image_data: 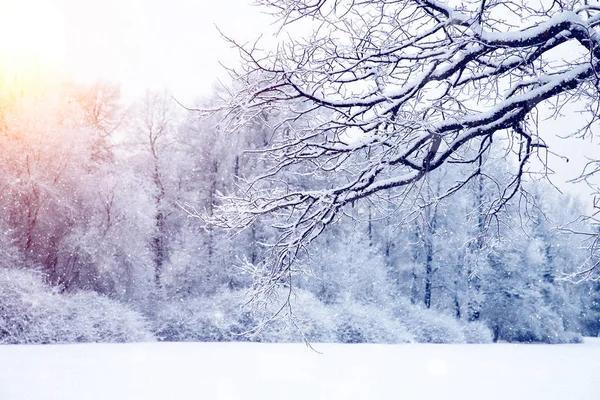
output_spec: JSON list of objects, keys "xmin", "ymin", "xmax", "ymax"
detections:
[{"xmin": 0, "ymin": 72, "xmax": 598, "ymax": 345}]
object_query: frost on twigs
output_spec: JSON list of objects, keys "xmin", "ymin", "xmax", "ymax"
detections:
[
  {"xmin": 215, "ymin": 0, "xmax": 600, "ymax": 308},
  {"xmin": 235, "ymin": 256, "xmax": 315, "ymax": 343},
  {"xmin": 558, "ymin": 214, "xmax": 600, "ymax": 282}
]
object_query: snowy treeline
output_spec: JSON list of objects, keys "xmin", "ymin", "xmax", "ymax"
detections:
[{"xmin": 0, "ymin": 74, "xmax": 598, "ymax": 345}]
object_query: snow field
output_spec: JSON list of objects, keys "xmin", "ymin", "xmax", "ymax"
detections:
[{"xmin": 0, "ymin": 339, "xmax": 599, "ymax": 400}]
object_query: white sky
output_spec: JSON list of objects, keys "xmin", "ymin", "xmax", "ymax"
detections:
[
  {"xmin": 535, "ymin": 111, "xmax": 599, "ymax": 204},
  {"xmin": 0, "ymin": 0, "xmax": 272, "ymax": 101},
  {"xmin": 0, "ymin": 0, "xmax": 598, "ymax": 203}
]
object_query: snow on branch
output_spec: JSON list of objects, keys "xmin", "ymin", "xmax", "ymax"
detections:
[{"xmin": 214, "ymin": 0, "xmax": 600, "ymax": 300}]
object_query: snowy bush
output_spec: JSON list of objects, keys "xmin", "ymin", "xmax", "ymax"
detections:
[
  {"xmin": 154, "ymin": 288, "xmax": 333, "ymax": 343},
  {"xmin": 153, "ymin": 288, "xmax": 496, "ymax": 344},
  {"xmin": 254, "ymin": 291, "xmax": 412, "ymax": 344},
  {"xmin": 485, "ymin": 303, "xmax": 582, "ymax": 344},
  {"xmin": 54, "ymin": 292, "xmax": 155, "ymax": 343},
  {"xmin": 0, "ymin": 268, "xmax": 154, "ymax": 344},
  {"xmin": 154, "ymin": 288, "xmax": 256, "ymax": 342},
  {"xmin": 155, "ymin": 289, "xmax": 411, "ymax": 343},
  {"xmin": 257, "ymin": 290, "xmax": 338, "ymax": 343},
  {"xmin": 397, "ymin": 308, "xmax": 466, "ymax": 344},
  {"xmin": 392, "ymin": 299, "xmax": 494, "ymax": 344},
  {"xmin": 292, "ymin": 296, "xmax": 492, "ymax": 344},
  {"xmin": 482, "ymin": 283, "xmax": 582, "ymax": 344},
  {"xmin": 461, "ymin": 321, "xmax": 494, "ymax": 344},
  {"xmin": 327, "ymin": 302, "xmax": 413, "ymax": 344}
]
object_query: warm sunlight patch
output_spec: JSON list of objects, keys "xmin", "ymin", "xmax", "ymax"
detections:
[
  {"xmin": 0, "ymin": 0, "xmax": 68, "ymax": 103},
  {"xmin": 0, "ymin": 0, "xmax": 66, "ymax": 74}
]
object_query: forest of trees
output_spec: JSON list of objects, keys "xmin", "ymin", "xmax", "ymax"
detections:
[{"xmin": 0, "ymin": 60, "xmax": 598, "ymax": 345}]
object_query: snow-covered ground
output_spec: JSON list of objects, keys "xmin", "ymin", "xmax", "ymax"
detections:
[{"xmin": 1, "ymin": 339, "xmax": 599, "ymax": 400}]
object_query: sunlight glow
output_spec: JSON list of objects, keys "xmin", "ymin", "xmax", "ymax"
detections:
[
  {"xmin": 0, "ymin": 0, "xmax": 67, "ymax": 72},
  {"xmin": 0, "ymin": 0, "xmax": 67, "ymax": 102},
  {"xmin": 0, "ymin": 0, "xmax": 267, "ymax": 100}
]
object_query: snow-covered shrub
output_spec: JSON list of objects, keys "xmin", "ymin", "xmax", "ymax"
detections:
[
  {"xmin": 155, "ymin": 288, "xmax": 335, "ymax": 343},
  {"xmin": 0, "ymin": 268, "xmax": 154, "ymax": 344},
  {"xmin": 155, "ymin": 289, "xmax": 413, "ymax": 343},
  {"xmin": 329, "ymin": 302, "xmax": 414, "ymax": 344},
  {"xmin": 482, "ymin": 282, "xmax": 582, "ymax": 344},
  {"xmin": 461, "ymin": 321, "xmax": 494, "ymax": 344},
  {"xmin": 486, "ymin": 302, "xmax": 581, "ymax": 344},
  {"xmin": 0, "ymin": 268, "xmax": 52, "ymax": 343},
  {"xmin": 154, "ymin": 288, "xmax": 495, "ymax": 344},
  {"xmin": 392, "ymin": 299, "xmax": 493, "ymax": 344},
  {"xmin": 55, "ymin": 292, "xmax": 154, "ymax": 343},
  {"xmin": 257, "ymin": 290, "xmax": 338, "ymax": 343},
  {"xmin": 265, "ymin": 294, "xmax": 488, "ymax": 344},
  {"xmin": 400, "ymin": 310, "xmax": 466, "ymax": 344},
  {"xmin": 154, "ymin": 288, "xmax": 256, "ymax": 342}
]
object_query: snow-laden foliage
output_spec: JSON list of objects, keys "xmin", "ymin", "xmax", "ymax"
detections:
[
  {"xmin": 152, "ymin": 288, "xmax": 490, "ymax": 344},
  {"xmin": 0, "ymin": 268, "xmax": 154, "ymax": 344},
  {"xmin": 154, "ymin": 288, "xmax": 255, "ymax": 342},
  {"xmin": 392, "ymin": 299, "xmax": 494, "ymax": 344}
]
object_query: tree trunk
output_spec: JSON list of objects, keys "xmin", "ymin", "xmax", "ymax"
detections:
[
  {"xmin": 423, "ymin": 205, "xmax": 436, "ymax": 309},
  {"xmin": 468, "ymin": 174, "xmax": 485, "ymax": 321}
]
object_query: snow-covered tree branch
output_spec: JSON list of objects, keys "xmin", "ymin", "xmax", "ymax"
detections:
[{"xmin": 214, "ymin": 0, "xmax": 600, "ymax": 294}]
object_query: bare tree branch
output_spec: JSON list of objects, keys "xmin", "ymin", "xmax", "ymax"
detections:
[{"xmin": 211, "ymin": 0, "xmax": 600, "ymax": 300}]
